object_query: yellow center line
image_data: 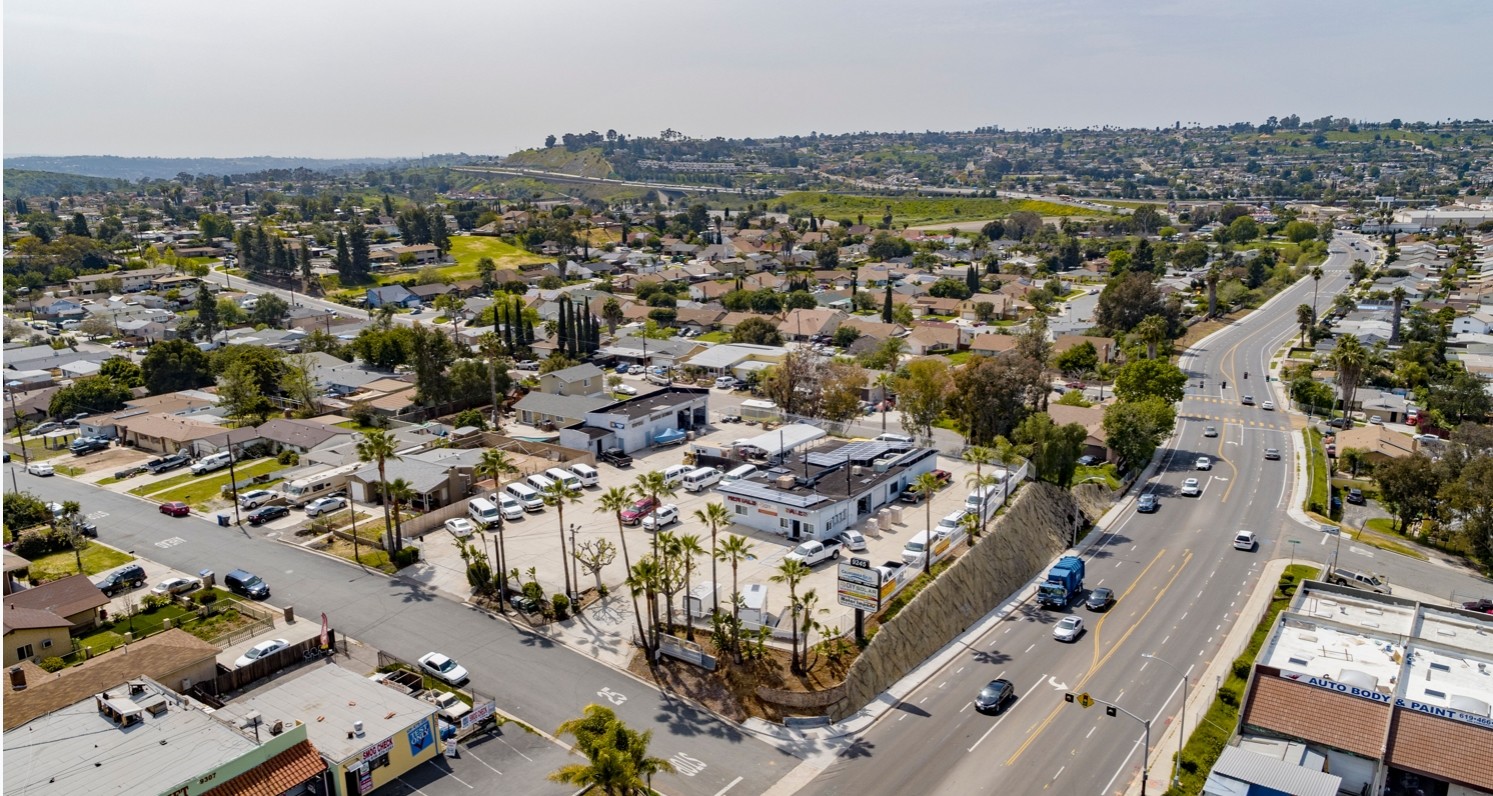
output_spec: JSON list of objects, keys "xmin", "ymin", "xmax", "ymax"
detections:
[{"xmin": 1006, "ymin": 548, "xmax": 1189, "ymax": 767}]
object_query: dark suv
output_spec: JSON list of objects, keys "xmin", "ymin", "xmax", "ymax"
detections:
[
  {"xmin": 95, "ymin": 564, "xmax": 147, "ymax": 596},
  {"xmin": 224, "ymin": 568, "xmax": 270, "ymax": 600}
]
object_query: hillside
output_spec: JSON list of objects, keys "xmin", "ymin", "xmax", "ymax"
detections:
[
  {"xmin": 501, "ymin": 147, "xmax": 614, "ymax": 179},
  {"xmin": 2, "ymin": 155, "xmax": 406, "ymax": 181},
  {"xmin": 2, "ymin": 169, "xmax": 134, "ymax": 199},
  {"xmin": 747, "ymin": 192, "xmax": 1108, "ymax": 227}
]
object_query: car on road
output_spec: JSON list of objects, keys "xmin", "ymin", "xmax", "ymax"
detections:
[
  {"xmin": 1065, "ymin": 381, "xmax": 1086, "ymax": 389},
  {"xmin": 151, "ymin": 576, "xmax": 199, "ymax": 596},
  {"xmin": 1195, "ymin": 456, "xmax": 1212, "ymax": 471},
  {"xmin": 246, "ymin": 504, "xmax": 290, "ymax": 526},
  {"xmin": 1180, "ymin": 477, "xmax": 1202, "ymax": 497},
  {"xmin": 237, "ymin": 489, "xmax": 278, "ymax": 509},
  {"xmin": 1234, "ymin": 530, "xmax": 1257, "ymax": 551},
  {"xmin": 1203, "ymin": 426, "xmax": 1218, "ymax": 438},
  {"xmin": 444, "ymin": 517, "xmax": 477, "ymax": 538},
  {"xmin": 613, "ymin": 384, "xmax": 639, "ymax": 396},
  {"xmin": 1052, "ymin": 616, "xmax": 1084, "ymax": 642},
  {"xmin": 620, "ymin": 497, "xmax": 658, "ymax": 525},
  {"xmin": 235, "ymin": 639, "xmax": 290, "ymax": 668},
  {"xmin": 159, "ymin": 501, "xmax": 191, "ymax": 517},
  {"xmin": 1241, "ymin": 395, "xmax": 1255, "ymax": 406},
  {"xmin": 598, "ymin": 448, "xmax": 633, "ymax": 467},
  {"xmin": 1462, "ymin": 598, "xmax": 1493, "ymax": 615},
  {"xmin": 1346, "ymin": 488, "xmax": 1365, "ymax": 505},
  {"xmin": 974, "ymin": 679, "xmax": 1016, "ymax": 714},
  {"xmin": 642, "ymin": 504, "xmax": 680, "ymax": 530},
  {"xmin": 26, "ymin": 461, "xmax": 55, "ymax": 477},
  {"xmin": 418, "ymin": 652, "xmax": 469, "ymax": 685},
  {"xmin": 304, "ymin": 496, "xmax": 347, "ymax": 517},
  {"xmin": 1327, "ymin": 417, "xmax": 1350, "ymax": 428},
  {"xmin": 838, "ymin": 529, "xmax": 868, "ymax": 552},
  {"xmin": 1262, "ymin": 401, "xmax": 1275, "ymax": 411},
  {"xmin": 1085, "ymin": 587, "xmax": 1114, "ymax": 611},
  {"xmin": 1137, "ymin": 493, "xmax": 1159, "ymax": 513},
  {"xmin": 1264, "ymin": 448, "xmax": 1281, "ymax": 460}
]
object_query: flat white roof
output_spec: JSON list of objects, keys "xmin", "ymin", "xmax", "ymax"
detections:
[{"xmin": 736, "ymin": 423, "xmax": 826, "ymax": 456}]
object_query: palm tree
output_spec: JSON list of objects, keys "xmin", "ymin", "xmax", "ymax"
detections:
[
  {"xmin": 475, "ymin": 449, "xmax": 518, "ymax": 489},
  {"xmin": 715, "ymin": 534, "xmax": 755, "ymax": 660},
  {"xmin": 1310, "ymin": 266, "xmax": 1325, "ymax": 322},
  {"xmin": 692, "ymin": 502, "xmax": 731, "ymax": 616},
  {"xmin": 383, "ymin": 478, "xmax": 416, "ymax": 552},
  {"xmin": 673, "ymin": 533, "xmax": 705, "ymax": 639},
  {"xmin": 631, "ymin": 471, "xmax": 676, "ymax": 563},
  {"xmin": 357, "ymin": 430, "xmax": 400, "ymax": 551},
  {"xmin": 550, "ymin": 704, "xmax": 674, "ymax": 796},
  {"xmin": 1390, "ymin": 286, "xmax": 1406, "ymax": 343},
  {"xmin": 769, "ymin": 558, "xmax": 811, "ymax": 674},
  {"xmin": 1296, "ymin": 304, "xmax": 1316, "ymax": 348},
  {"xmin": 874, "ymin": 371, "xmax": 897, "ymax": 431},
  {"xmin": 596, "ymin": 487, "xmax": 649, "ymax": 649},
  {"xmin": 1205, "ymin": 266, "xmax": 1220, "ymax": 318},
  {"xmin": 541, "ymin": 478, "xmax": 584, "ymax": 600},
  {"xmin": 911, "ymin": 471, "xmax": 945, "ymax": 576},
  {"xmin": 1134, "ymin": 314, "xmax": 1169, "ymax": 359},
  {"xmin": 1331, "ymin": 335, "xmax": 1369, "ymax": 428},
  {"xmin": 627, "ymin": 558, "xmax": 663, "ymax": 652},
  {"xmin": 993, "ymin": 435, "xmax": 1025, "ymax": 510}
]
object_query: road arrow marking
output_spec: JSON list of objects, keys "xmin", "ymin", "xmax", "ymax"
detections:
[{"xmin": 1048, "ymin": 676, "xmax": 1069, "ymax": 691}]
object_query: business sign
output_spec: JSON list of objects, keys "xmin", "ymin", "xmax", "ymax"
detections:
[
  {"xmin": 358, "ymin": 736, "xmax": 395, "ymax": 763},
  {"xmin": 838, "ymin": 581, "xmax": 879, "ymax": 599},
  {"xmin": 356, "ymin": 764, "xmax": 373, "ymax": 795},
  {"xmin": 1278, "ymin": 670, "xmax": 1493, "ymax": 731},
  {"xmin": 406, "ymin": 718, "xmax": 434, "ymax": 756},
  {"xmin": 837, "ymin": 562, "xmax": 880, "ymax": 588},
  {"xmin": 837, "ymin": 561, "xmax": 882, "ymax": 611},
  {"xmin": 462, "ymin": 701, "xmax": 497, "ymax": 730}
]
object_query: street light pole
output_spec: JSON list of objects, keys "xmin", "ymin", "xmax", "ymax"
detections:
[
  {"xmin": 1100, "ymin": 699, "xmax": 1153, "ymax": 796},
  {"xmin": 1143, "ymin": 653, "xmax": 1188, "ymax": 789},
  {"xmin": 568, "ymin": 523, "xmax": 580, "ymax": 605}
]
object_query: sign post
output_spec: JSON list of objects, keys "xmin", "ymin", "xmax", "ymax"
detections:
[{"xmin": 837, "ymin": 558, "xmax": 881, "ymax": 643}]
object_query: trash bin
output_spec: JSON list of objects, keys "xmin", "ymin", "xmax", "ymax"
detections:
[
  {"xmin": 199, "ymin": 569, "xmax": 215, "ymax": 588},
  {"xmin": 217, "ymin": 513, "xmax": 231, "ymax": 527}
]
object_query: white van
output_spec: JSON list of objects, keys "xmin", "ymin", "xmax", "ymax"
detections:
[
  {"xmin": 493, "ymin": 491, "xmax": 525, "ymax": 520},
  {"xmin": 876, "ymin": 433, "xmax": 914, "ymax": 445},
  {"xmin": 721, "ymin": 464, "xmax": 757, "ymax": 484},
  {"xmin": 662, "ymin": 464, "xmax": 693, "ymax": 486},
  {"xmin": 569, "ymin": 463, "xmax": 599, "ymax": 487},
  {"xmin": 545, "ymin": 467, "xmax": 582, "ymax": 492},
  {"xmin": 965, "ymin": 484, "xmax": 1002, "ymax": 522},
  {"xmin": 682, "ymin": 467, "xmax": 722, "ymax": 493},
  {"xmin": 505, "ymin": 482, "xmax": 544, "ymax": 512},
  {"xmin": 468, "ymin": 498, "xmax": 503, "ymax": 528},
  {"xmin": 190, "ymin": 451, "xmax": 233, "ymax": 475},
  {"xmin": 526, "ymin": 473, "xmax": 556, "ymax": 492}
]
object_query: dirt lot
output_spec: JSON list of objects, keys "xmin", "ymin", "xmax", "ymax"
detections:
[{"xmin": 625, "ymin": 635, "xmax": 855, "ymax": 722}]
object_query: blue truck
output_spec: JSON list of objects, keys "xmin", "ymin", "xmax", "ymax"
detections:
[{"xmin": 1037, "ymin": 555, "xmax": 1085, "ymax": 608}]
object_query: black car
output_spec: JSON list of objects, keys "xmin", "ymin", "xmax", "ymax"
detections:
[
  {"xmin": 246, "ymin": 505, "xmax": 290, "ymax": 526},
  {"xmin": 70, "ymin": 436, "xmax": 111, "ymax": 455},
  {"xmin": 974, "ymin": 679, "xmax": 1015, "ymax": 714},
  {"xmin": 1137, "ymin": 494, "xmax": 1159, "ymax": 513},
  {"xmin": 1085, "ymin": 587, "xmax": 1115, "ymax": 611},
  {"xmin": 95, "ymin": 564, "xmax": 147, "ymax": 596},
  {"xmin": 1346, "ymin": 488, "xmax": 1365, "ymax": 505},
  {"xmin": 1077, "ymin": 455, "xmax": 1098, "ymax": 467},
  {"xmin": 146, "ymin": 452, "xmax": 193, "ymax": 474},
  {"xmin": 599, "ymin": 448, "xmax": 633, "ymax": 467}
]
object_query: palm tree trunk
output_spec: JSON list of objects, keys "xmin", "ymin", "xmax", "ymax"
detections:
[
  {"xmin": 788, "ymin": 585, "xmax": 801, "ymax": 673},
  {"xmin": 556, "ymin": 503, "xmax": 572, "ymax": 600},
  {"xmin": 709, "ymin": 522, "xmax": 719, "ymax": 616},
  {"xmin": 617, "ymin": 517, "xmax": 648, "ymax": 651},
  {"xmin": 378, "ymin": 459, "xmax": 393, "ymax": 551},
  {"xmin": 731, "ymin": 561, "xmax": 742, "ymax": 662}
]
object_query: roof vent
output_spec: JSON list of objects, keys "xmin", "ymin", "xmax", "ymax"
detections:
[
  {"xmin": 241, "ymin": 711, "xmax": 262, "ymax": 729},
  {"xmin": 353, "ymin": 720, "xmax": 365, "ymax": 737}
]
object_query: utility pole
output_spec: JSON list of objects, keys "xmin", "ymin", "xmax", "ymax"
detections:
[
  {"xmin": 1142, "ymin": 653, "xmax": 1188, "ymax": 790},
  {"xmin": 6, "ymin": 384, "xmax": 31, "ymax": 468},
  {"xmin": 1065, "ymin": 692, "xmax": 1152, "ymax": 796},
  {"xmin": 226, "ymin": 440, "xmax": 243, "ymax": 525},
  {"xmin": 568, "ymin": 523, "xmax": 581, "ymax": 605}
]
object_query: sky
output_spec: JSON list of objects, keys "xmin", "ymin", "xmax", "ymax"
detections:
[{"xmin": 4, "ymin": 0, "xmax": 1490, "ymax": 159}]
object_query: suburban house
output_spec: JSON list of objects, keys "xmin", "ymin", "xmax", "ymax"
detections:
[
  {"xmin": 4, "ymin": 574, "xmax": 110, "ymax": 649},
  {"xmin": 683, "ymin": 343, "xmax": 789, "ymax": 379},
  {"xmin": 1452, "ymin": 309, "xmax": 1493, "ymax": 337},
  {"xmin": 1052, "ymin": 334, "xmax": 1118, "ymax": 363},
  {"xmin": 30, "ymin": 296, "xmax": 87, "ymax": 321},
  {"xmin": 1335, "ymin": 425, "xmax": 1416, "ymax": 464},
  {"xmin": 348, "ymin": 457, "xmax": 464, "ymax": 510},
  {"xmin": 365, "ymin": 285, "xmax": 422, "ymax": 309},
  {"xmin": 391, "ymin": 244, "xmax": 442, "ymax": 265},
  {"xmin": 66, "ymin": 267, "xmax": 176, "ymax": 295},
  {"xmin": 1047, "ymin": 403, "xmax": 1110, "ymax": 462},
  {"xmin": 514, "ymin": 392, "xmax": 613, "ymax": 428},
  {"xmin": 556, "ymin": 387, "xmax": 710, "ymax": 455},
  {"xmin": 969, "ymin": 332, "xmax": 1020, "ymax": 357},
  {"xmin": 113, "ymin": 413, "xmax": 230, "ymax": 455},
  {"xmin": 251, "ymin": 418, "xmax": 356, "ymax": 455},
  {"xmin": 905, "ymin": 323, "xmax": 960, "ymax": 355},
  {"xmin": 780, "ymin": 308, "xmax": 845, "ymax": 341},
  {"xmin": 538, "ymin": 363, "xmax": 606, "ymax": 398}
]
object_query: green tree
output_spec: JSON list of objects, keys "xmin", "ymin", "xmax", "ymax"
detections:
[
  {"xmin": 1013, "ymin": 413, "xmax": 1087, "ymax": 487},
  {"xmin": 1113, "ymin": 358, "xmax": 1187, "ymax": 404},
  {"xmin": 770, "ymin": 558, "xmax": 813, "ymax": 672},
  {"xmin": 549, "ymin": 704, "xmax": 674, "ymax": 796},
  {"xmin": 193, "ymin": 285, "xmax": 221, "ymax": 342},
  {"xmin": 1283, "ymin": 220, "xmax": 1318, "ymax": 243},
  {"xmin": 1096, "ymin": 272, "xmax": 1169, "ymax": 334},
  {"xmin": 98, "ymin": 356, "xmax": 144, "ymax": 387},
  {"xmin": 1375, "ymin": 454, "xmax": 1442, "ymax": 533},
  {"xmin": 1054, "ymin": 341, "xmax": 1099, "ymax": 377},
  {"xmin": 715, "ymin": 534, "xmax": 756, "ymax": 660},
  {"xmin": 249, "ymin": 293, "xmax": 290, "ymax": 328},
  {"xmin": 1226, "ymin": 215, "xmax": 1260, "ymax": 243},
  {"xmin": 141, "ymin": 339, "xmax": 213, "ymax": 394},
  {"xmin": 48, "ymin": 375, "xmax": 132, "ymax": 418},
  {"xmin": 895, "ymin": 358, "xmax": 951, "ymax": 441},
  {"xmin": 347, "ymin": 223, "xmax": 372, "ymax": 283},
  {"xmin": 541, "ymin": 477, "xmax": 584, "ymax": 600},
  {"xmin": 1103, "ymin": 396, "xmax": 1177, "ymax": 469},
  {"xmin": 334, "ymin": 230, "xmax": 352, "ymax": 280},
  {"xmin": 692, "ymin": 502, "xmax": 732, "ymax": 616},
  {"xmin": 598, "ymin": 486, "xmax": 651, "ymax": 652},
  {"xmin": 1132, "ymin": 314, "xmax": 1171, "ymax": 360},
  {"xmin": 1297, "ymin": 304, "xmax": 1316, "ymax": 347},
  {"xmin": 731, "ymin": 316, "xmax": 783, "ymax": 346},
  {"xmin": 217, "ymin": 359, "xmax": 275, "ymax": 425},
  {"xmin": 357, "ymin": 430, "xmax": 401, "ymax": 552},
  {"xmin": 1444, "ymin": 455, "xmax": 1493, "ymax": 568},
  {"xmin": 1331, "ymin": 335, "xmax": 1369, "ymax": 428},
  {"xmin": 383, "ymin": 478, "xmax": 416, "ymax": 552},
  {"xmin": 407, "ymin": 322, "xmax": 458, "ymax": 406},
  {"xmin": 602, "ymin": 297, "xmax": 624, "ymax": 335},
  {"xmin": 1428, "ymin": 368, "xmax": 1492, "ymax": 425},
  {"xmin": 882, "ymin": 281, "xmax": 894, "ymax": 323}
]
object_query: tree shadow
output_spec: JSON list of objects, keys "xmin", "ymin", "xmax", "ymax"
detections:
[
  {"xmin": 838, "ymin": 736, "xmax": 877, "ymax": 759},
  {"xmin": 390, "ymin": 579, "xmax": 439, "ymax": 603},
  {"xmin": 970, "ymin": 648, "xmax": 1012, "ymax": 665}
]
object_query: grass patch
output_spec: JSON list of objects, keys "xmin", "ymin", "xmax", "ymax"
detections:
[
  {"xmin": 132, "ymin": 458, "xmax": 283, "ymax": 502},
  {"xmin": 1162, "ymin": 564, "xmax": 1318, "ymax": 796},
  {"xmin": 334, "ymin": 420, "xmax": 386, "ymax": 433},
  {"xmin": 5, "ymin": 437, "xmax": 69, "ymax": 461},
  {"xmin": 184, "ymin": 606, "xmax": 258, "ymax": 641},
  {"xmin": 1074, "ymin": 464, "xmax": 1121, "ymax": 490},
  {"xmin": 321, "ymin": 536, "xmax": 395, "ymax": 573},
  {"xmin": 75, "ymin": 600, "xmax": 200, "ymax": 655},
  {"xmin": 741, "ymin": 192, "xmax": 1106, "ymax": 228},
  {"xmin": 53, "ymin": 464, "xmax": 86, "ymax": 477},
  {"xmin": 943, "ymin": 351, "xmax": 974, "ymax": 365},
  {"xmin": 1303, "ymin": 428, "xmax": 1329, "ymax": 515},
  {"xmin": 695, "ymin": 330, "xmax": 730, "ymax": 343},
  {"xmin": 25, "ymin": 545, "xmax": 134, "ymax": 580}
]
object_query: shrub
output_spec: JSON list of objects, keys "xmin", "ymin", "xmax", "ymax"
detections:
[
  {"xmin": 39, "ymin": 657, "xmax": 67, "ymax": 673},
  {"xmin": 193, "ymin": 590, "xmax": 219, "ymax": 605},
  {"xmin": 277, "ymin": 450, "xmax": 299, "ymax": 466},
  {"xmin": 2, "ymin": 489, "xmax": 51, "ymax": 531},
  {"xmin": 139, "ymin": 594, "xmax": 171, "ymax": 613},
  {"xmin": 1218, "ymin": 687, "xmax": 1239, "ymax": 707},
  {"xmin": 390, "ymin": 546, "xmax": 420, "ymax": 568},
  {"xmin": 1179, "ymin": 757, "xmax": 1199, "ymax": 774},
  {"xmin": 1232, "ymin": 657, "xmax": 1252, "ymax": 680},
  {"xmin": 551, "ymin": 593, "xmax": 570, "ymax": 620},
  {"xmin": 12, "ymin": 527, "xmax": 69, "ymax": 559}
]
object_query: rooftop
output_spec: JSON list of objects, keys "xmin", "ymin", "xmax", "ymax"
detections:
[
  {"xmin": 718, "ymin": 438, "xmax": 940, "ymax": 505},
  {"xmin": 592, "ymin": 386, "xmax": 709, "ymax": 421}
]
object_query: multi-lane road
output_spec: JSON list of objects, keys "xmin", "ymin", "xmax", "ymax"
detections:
[{"xmin": 797, "ymin": 233, "xmax": 1490, "ymax": 796}]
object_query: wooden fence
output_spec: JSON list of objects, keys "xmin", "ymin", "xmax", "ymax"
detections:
[{"xmin": 194, "ymin": 629, "xmax": 340, "ymax": 699}]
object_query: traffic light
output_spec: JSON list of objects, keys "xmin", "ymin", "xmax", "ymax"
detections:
[
  {"xmin": 1064, "ymin": 692, "xmax": 1075, "ymax": 704},
  {"xmin": 1106, "ymin": 705, "xmax": 1117, "ymax": 717}
]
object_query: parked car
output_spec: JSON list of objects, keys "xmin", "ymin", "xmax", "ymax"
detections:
[
  {"xmin": 516, "ymin": 360, "xmax": 539, "ymax": 371},
  {"xmin": 1137, "ymin": 493, "xmax": 1159, "ymax": 513},
  {"xmin": 246, "ymin": 504, "xmax": 290, "ymax": 526},
  {"xmin": 145, "ymin": 452, "xmax": 193, "ymax": 474},
  {"xmin": 159, "ymin": 501, "xmax": 191, "ymax": 517},
  {"xmin": 151, "ymin": 577, "xmax": 199, "ymax": 596},
  {"xmin": 235, "ymin": 638, "xmax": 290, "ymax": 668},
  {"xmin": 1346, "ymin": 488, "xmax": 1364, "ymax": 505},
  {"xmin": 973, "ymin": 679, "xmax": 1016, "ymax": 714},
  {"xmin": 620, "ymin": 497, "xmax": 659, "ymax": 525},
  {"xmin": 1077, "ymin": 455, "xmax": 1098, "ymax": 467},
  {"xmin": 613, "ymin": 384, "xmax": 639, "ymax": 396},
  {"xmin": 95, "ymin": 564, "xmax": 147, "ymax": 596},
  {"xmin": 1085, "ymin": 587, "xmax": 1114, "ymax": 611},
  {"xmin": 418, "ymin": 652, "xmax": 469, "ymax": 685},
  {"xmin": 1461, "ymin": 598, "xmax": 1493, "ymax": 615},
  {"xmin": 238, "ymin": 489, "xmax": 278, "ymax": 509},
  {"xmin": 304, "ymin": 496, "xmax": 347, "ymax": 517},
  {"xmin": 642, "ymin": 504, "xmax": 679, "ymax": 530},
  {"xmin": 930, "ymin": 469, "xmax": 952, "ymax": 487},
  {"xmin": 444, "ymin": 518, "xmax": 477, "ymax": 538},
  {"xmin": 29, "ymin": 421, "xmax": 62, "ymax": 435},
  {"xmin": 838, "ymin": 529, "xmax": 868, "ymax": 552},
  {"xmin": 26, "ymin": 461, "xmax": 55, "ymax": 477},
  {"xmin": 599, "ymin": 448, "xmax": 633, "ymax": 467},
  {"xmin": 69, "ymin": 436, "xmax": 111, "ymax": 454},
  {"xmin": 1052, "ymin": 616, "xmax": 1084, "ymax": 642},
  {"xmin": 224, "ymin": 568, "xmax": 270, "ymax": 599}
]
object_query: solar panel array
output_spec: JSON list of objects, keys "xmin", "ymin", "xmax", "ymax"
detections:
[
  {"xmin": 717, "ymin": 479, "xmax": 830, "ymax": 508},
  {"xmin": 804, "ymin": 440, "xmax": 910, "ymax": 467}
]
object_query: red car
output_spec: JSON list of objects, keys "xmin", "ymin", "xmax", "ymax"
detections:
[
  {"xmin": 931, "ymin": 469, "xmax": 953, "ymax": 487},
  {"xmin": 1065, "ymin": 381, "xmax": 1086, "ymax": 389},
  {"xmin": 620, "ymin": 497, "xmax": 659, "ymax": 526},
  {"xmin": 159, "ymin": 501, "xmax": 191, "ymax": 517}
]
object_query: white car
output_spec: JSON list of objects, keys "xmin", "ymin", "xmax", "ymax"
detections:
[
  {"xmin": 642, "ymin": 504, "xmax": 679, "ymax": 530},
  {"xmin": 613, "ymin": 384, "xmax": 638, "ymax": 395},
  {"xmin": 1052, "ymin": 616, "xmax": 1084, "ymax": 642},
  {"xmin": 151, "ymin": 576, "xmax": 199, "ymax": 596},
  {"xmin": 235, "ymin": 638, "xmax": 290, "ymax": 668},
  {"xmin": 495, "ymin": 492, "xmax": 525, "ymax": 520},
  {"xmin": 304, "ymin": 496, "xmax": 347, "ymax": 517},
  {"xmin": 1234, "ymin": 530, "xmax": 1257, "ymax": 551},
  {"xmin": 1262, "ymin": 401, "xmax": 1275, "ymax": 411},
  {"xmin": 1203, "ymin": 426, "xmax": 1218, "ymax": 438},
  {"xmin": 26, "ymin": 461, "xmax": 55, "ymax": 477},
  {"xmin": 237, "ymin": 489, "xmax": 277, "ymax": 509},
  {"xmin": 838, "ymin": 529, "xmax": 867, "ymax": 552},
  {"xmin": 419, "ymin": 652, "xmax": 469, "ymax": 685},
  {"xmin": 444, "ymin": 518, "xmax": 477, "ymax": 538},
  {"xmin": 1180, "ymin": 477, "xmax": 1201, "ymax": 497},
  {"xmin": 1195, "ymin": 456, "xmax": 1212, "ymax": 471},
  {"xmin": 1264, "ymin": 448, "xmax": 1281, "ymax": 460}
]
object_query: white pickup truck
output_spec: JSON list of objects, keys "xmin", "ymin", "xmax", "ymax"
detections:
[{"xmin": 784, "ymin": 539, "xmax": 842, "ymax": 567}]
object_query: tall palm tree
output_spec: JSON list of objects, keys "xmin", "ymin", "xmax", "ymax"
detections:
[
  {"xmin": 383, "ymin": 478, "xmax": 416, "ymax": 552},
  {"xmin": 1296, "ymin": 304, "xmax": 1316, "ymax": 347},
  {"xmin": 631, "ymin": 471, "xmax": 676, "ymax": 562},
  {"xmin": 475, "ymin": 449, "xmax": 518, "ymax": 490},
  {"xmin": 692, "ymin": 502, "xmax": 732, "ymax": 616},
  {"xmin": 1310, "ymin": 265, "xmax": 1325, "ymax": 321},
  {"xmin": 597, "ymin": 487, "xmax": 649, "ymax": 651},
  {"xmin": 911, "ymin": 471, "xmax": 945, "ymax": 577},
  {"xmin": 550, "ymin": 704, "xmax": 675, "ymax": 796},
  {"xmin": 874, "ymin": 372, "xmax": 897, "ymax": 431},
  {"xmin": 1205, "ymin": 266, "xmax": 1220, "ymax": 318},
  {"xmin": 1134, "ymin": 314, "xmax": 1169, "ymax": 359},
  {"xmin": 715, "ymin": 534, "xmax": 755, "ymax": 660},
  {"xmin": 770, "ymin": 558, "xmax": 812, "ymax": 674},
  {"xmin": 628, "ymin": 558, "xmax": 663, "ymax": 652},
  {"xmin": 541, "ymin": 478, "xmax": 583, "ymax": 600},
  {"xmin": 1331, "ymin": 335, "xmax": 1369, "ymax": 428},
  {"xmin": 356, "ymin": 430, "xmax": 400, "ymax": 551},
  {"xmin": 1390, "ymin": 286, "xmax": 1406, "ymax": 344},
  {"xmin": 963, "ymin": 444, "xmax": 993, "ymax": 522},
  {"xmin": 673, "ymin": 533, "xmax": 705, "ymax": 639}
]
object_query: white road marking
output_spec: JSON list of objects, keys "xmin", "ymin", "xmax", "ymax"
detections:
[
  {"xmin": 1115, "ymin": 562, "xmax": 1123, "ymax": 569},
  {"xmin": 713, "ymin": 776, "xmax": 744, "ymax": 796},
  {"xmin": 1179, "ymin": 612, "xmax": 1188, "ymax": 621},
  {"xmin": 497, "ymin": 736, "xmax": 534, "ymax": 761},
  {"xmin": 1161, "ymin": 635, "xmax": 1170, "ymax": 645},
  {"xmin": 1139, "ymin": 660, "xmax": 1149, "ymax": 672},
  {"xmin": 961, "ymin": 702, "xmax": 971, "ymax": 713},
  {"xmin": 920, "ymin": 697, "xmax": 928, "ymax": 704},
  {"xmin": 464, "ymin": 749, "xmax": 504, "ymax": 775},
  {"xmin": 957, "ymin": 667, "xmax": 965, "ymax": 674},
  {"xmin": 1086, "ymin": 726, "xmax": 1096, "ymax": 739},
  {"xmin": 1026, "ymin": 643, "xmax": 1036, "ymax": 653},
  {"xmin": 939, "ymin": 681, "xmax": 947, "ymax": 689},
  {"xmin": 1053, "ymin": 766, "xmax": 1065, "ymax": 781}
]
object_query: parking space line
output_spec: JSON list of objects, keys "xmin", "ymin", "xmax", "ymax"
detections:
[{"xmin": 463, "ymin": 748, "xmax": 504, "ymax": 775}]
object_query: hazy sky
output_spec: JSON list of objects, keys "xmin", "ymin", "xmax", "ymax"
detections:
[{"xmin": 4, "ymin": 0, "xmax": 1490, "ymax": 159}]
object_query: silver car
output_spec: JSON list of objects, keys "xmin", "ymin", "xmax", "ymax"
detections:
[
  {"xmin": 1052, "ymin": 616, "xmax": 1084, "ymax": 642},
  {"xmin": 304, "ymin": 496, "xmax": 347, "ymax": 517}
]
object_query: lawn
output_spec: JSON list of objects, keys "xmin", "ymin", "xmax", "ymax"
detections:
[
  {"xmin": 76, "ymin": 602, "xmax": 195, "ymax": 655},
  {"xmin": 6, "ymin": 437, "xmax": 69, "ymax": 461},
  {"xmin": 1162, "ymin": 565, "xmax": 1318, "ymax": 796},
  {"xmin": 25, "ymin": 544, "xmax": 135, "ymax": 581},
  {"xmin": 744, "ymin": 192, "xmax": 1106, "ymax": 228},
  {"xmin": 372, "ymin": 235, "xmax": 547, "ymax": 285},
  {"xmin": 695, "ymin": 331, "xmax": 730, "ymax": 344},
  {"xmin": 322, "ymin": 536, "xmax": 395, "ymax": 573},
  {"xmin": 131, "ymin": 458, "xmax": 283, "ymax": 502},
  {"xmin": 1073, "ymin": 464, "xmax": 1121, "ymax": 490},
  {"xmin": 1303, "ymin": 428, "xmax": 1329, "ymax": 515}
]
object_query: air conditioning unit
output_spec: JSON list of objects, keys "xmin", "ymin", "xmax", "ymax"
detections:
[
  {"xmin": 851, "ymin": 465, "xmax": 864, "ymax": 476},
  {"xmin": 775, "ymin": 474, "xmax": 797, "ymax": 489}
]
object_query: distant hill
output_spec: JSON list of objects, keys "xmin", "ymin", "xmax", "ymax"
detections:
[
  {"xmin": 2, "ymin": 155, "xmax": 406, "ymax": 181},
  {"xmin": 2, "ymin": 169, "xmax": 134, "ymax": 199},
  {"xmin": 502, "ymin": 148, "xmax": 615, "ymax": 179}
]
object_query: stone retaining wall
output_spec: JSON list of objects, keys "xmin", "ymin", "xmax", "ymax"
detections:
[
  {"xmin": 826, "ymin": 482, "xmax": 1090, "ymax": 721},
  {"xmin": 756, "ymin": 682, "xmax": 846, "ymax": 709}
]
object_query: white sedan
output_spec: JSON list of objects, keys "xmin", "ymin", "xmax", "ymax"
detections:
[
  {"xmin": 1180, "ymin": 478, "xmax": 1202, "ymax": 497},
  {"xmin": 235, "ymin": 638, "xmax": 290, "ymax": 668},
  {"xmin": 613, "ymin": 384, "xmax": 639, "ymax": 396},
  {"xmin": 304, "ymin": 496, "xmax": 347, "ymax": 517},
  {"xmin": 1262, "ymin": 401, "xmax": 1275, "ymax": 411},
  {"xmin": 444, "ymin": 518, "xmax": 476, "ymax": 538},
  {"xmin": 1052, "ymin": 616, "xmax": 1084, "ymax": 642},
  {"xmin": 151, "ymin": 577, "xmax": 199, "ymax": 596},
  {"xmin": 838, "ymin": 529, "xmax": 868, "ymax": 552},
  {"xmin": 419, "ymin": 652, "xmax": 469, "ymax": 685},
  {"xmin": 26, "ymin": 461, "xmax": 55, "ymax": 477}
]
